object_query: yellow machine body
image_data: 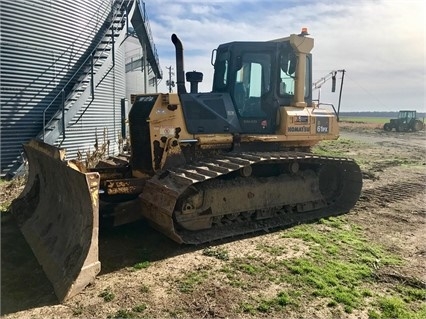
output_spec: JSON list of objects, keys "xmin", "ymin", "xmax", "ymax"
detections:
[{"xmin": 12, "ymin": 32, "xmax": 362, "ymax": 301}]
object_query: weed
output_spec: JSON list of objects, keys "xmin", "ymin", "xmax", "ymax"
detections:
[
  {"xmin": 312, "ymin": 138, "xmax": 366, "ymax": 157},
  {"xmin": 132, "ymin": 303, "xmax": 147, "ymax": 313},
  {"xmin": 167, "ymin": 308, "xmax": 185, "ymax": 317},
  {"xmin": 256, "ymin": 243, "xmax": 287, "ymax": 256},
  {"xmin": 108, "ymin": 309, "xmax": 135, "ymax": 318},
  {"xmin": 312, "ymin": 139, "xmax": 350, "ymax": 157},
  {"xmin": 256, "ymin": 300, "xmax": 271, "ymax": 313},
  {"xmin": 223, "ymin": 216, "xmax": 419, "ymax": 317},
  {"xmin": 312, "ymin": 144, "xmax": 345, "ymax": 157},
  {"xmin": 276, "ymin": 291, "xmax": 291, "ymax": 306},
  {"xmin": 130, "ymin": 249, "xmax": 152, "ymax": 271},
  {"xmin": 99, "ymin": 288, "xmax": 115, "ymax": 302},
  {"xmin": 240, "ymin": 302, "xmax": 256, "ymax": 314},
  {"xmin": 280, "ymin": 217, "xmax": 403, "ymax": 312},
  {"xmin": 340, "ymin": 117, "xmax": 389, "ymax": 124},
  {"xmin": 71, "ymin": 305, "xmax": 84, "ymax": 316},
  {"xmin": 368, "ymin": 309, "xmax": 381, "ymax": 319},
  {"xmin": 202, "ymin": 247, "xmax": 229, "ymax": 260},
  {"xmin": 176, "ymin": 270, "xmax": 208, "ymax": 293},
  {"xmin": 133, "ymin": 261, "xmax": 150, "ymax": 270},
  {"xmin": 396, "ymin": 285, "xmax": 426, "ymax": 302},
  {"xmin": 377, "ymin": 296, "xmax": 412, "ymax": 319},
  {"xmin": 0, "ymin": 176, "xmax": 27, "ymax": 213},
  {"xmin": 361, "ymin": 289, "xmax": 373, "ymax": 297},
  {"xmin": 241, "ymin": 291, "xmax": 293, "ymax": 314},
  {"xmin": 139, "ymin": 284, "xmax": 150, "ymax": 293},
  {"xmin": 220, "ymin": 266, "xmax": 249, "ymax": 288},
  {"xmin": 236, "ymin": 262, "xmax": 261, "ymax": 275},
  {"xmin": 415, "ymin": 304, "xmax": 426, "ymax": 319},
  {"xmin": 0, "ymin": 202, "xmax": 10, "ymax": 213}
]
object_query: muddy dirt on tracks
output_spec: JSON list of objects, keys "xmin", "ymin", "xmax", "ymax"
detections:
[{"xmin": 1, "ymin": 122, "xmax": 425, "ymax": 318}]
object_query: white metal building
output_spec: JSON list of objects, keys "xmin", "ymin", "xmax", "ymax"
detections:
[{"xmin": 0, "ymin": 0, "xmax": 162, "ymax": 177}]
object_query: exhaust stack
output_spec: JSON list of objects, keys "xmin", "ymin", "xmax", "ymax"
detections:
[{"xmin": 171, "ymin": 34, "xmax": 187, "ymax": 94}]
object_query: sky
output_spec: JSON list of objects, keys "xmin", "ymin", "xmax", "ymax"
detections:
[{"xmin": 143, "ymin": 0, "xmax": 425, "ymax": 112}]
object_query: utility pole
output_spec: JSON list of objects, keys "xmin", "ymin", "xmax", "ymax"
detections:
[{"xmin": 166, "ymin": 66, "xmax": 175, "ymax": 93}]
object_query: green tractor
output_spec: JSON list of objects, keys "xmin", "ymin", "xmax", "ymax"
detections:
[{"xmin": 383, "ymin": 110, "xmax": 424, "ymax": 132}]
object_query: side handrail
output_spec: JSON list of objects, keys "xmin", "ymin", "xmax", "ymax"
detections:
[
  {"xmin": 136, "ymin": 0, "xmax": 162, "ymax": 78},
  {"xmin": 42, "ymin": 0, "xmax": 129, "ymax": 141},
  {"xmin": 314, "ymin": 102, "xmax": 339, "ymax": 121}
]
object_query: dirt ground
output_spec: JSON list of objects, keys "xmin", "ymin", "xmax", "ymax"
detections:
[{"xmin": 1, "ymin": 121, "xmax": 425, "ymax": 318}]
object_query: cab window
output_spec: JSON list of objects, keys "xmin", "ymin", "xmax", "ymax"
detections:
[
  {"xmin": 279, "ymin": 53, "xmax": 296, "ymax": 96},
  {"xmin": 212, "ymin": 51, "xmax": 229, "ymax": 91},
  {"xmin": 233, "ymin": 53, "xmax": 271, "ymax": 117},
  {"xmin": 279, "ymin": 53, "xmax": 311, "ymax": 99}
]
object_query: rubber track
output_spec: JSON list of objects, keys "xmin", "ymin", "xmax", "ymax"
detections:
[{"xmin": 141, "ymin": 151, "xmax": 363, "ymax": 244}]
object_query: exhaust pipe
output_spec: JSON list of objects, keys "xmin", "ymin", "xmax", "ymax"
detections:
[{"xmin": 171, "ymin": 34, "xmax": 187, "ymax": 94}]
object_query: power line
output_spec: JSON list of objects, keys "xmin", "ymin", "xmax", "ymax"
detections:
[{"xmin": 344, "ymin": 73, "xmax": 387, "ymax": 108}]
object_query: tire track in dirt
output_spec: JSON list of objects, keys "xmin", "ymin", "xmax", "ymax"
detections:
[{"xmin": 356, "ymin": 175, "xmax": 426, "ymax": 210}]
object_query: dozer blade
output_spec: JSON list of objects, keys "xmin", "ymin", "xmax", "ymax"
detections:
[{"xmin": 11, "ymin": 139, "xmax": 101, "ymax": 302}]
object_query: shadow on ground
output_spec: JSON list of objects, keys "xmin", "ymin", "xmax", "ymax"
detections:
[
  {"xmin": 1, "ymin": 215, "xmax": 57, "ymax": 314},
  {"xmin": 1, "ymin": 215, "xmax": 202, "ymax": 315}
]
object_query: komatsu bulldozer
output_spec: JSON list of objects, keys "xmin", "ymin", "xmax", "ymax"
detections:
[{"xmin": 12, "ymin": 30, "xmax": 362, "ymax": 302}]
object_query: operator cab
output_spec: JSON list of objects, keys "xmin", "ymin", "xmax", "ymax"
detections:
[
  {"xmin": 212, "ymin": 40, "xmax": 312, "ymax": 133},
  {"xmin": 398, "ymin": 110, "xmax": 416, "ymax": 121},
  {"xmin": 172, "ymin": 33, "xmax": 313, "ymax": 135}
]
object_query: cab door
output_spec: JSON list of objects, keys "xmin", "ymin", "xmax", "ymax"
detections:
[{"xmin": 232, "ymin": 51, "xmax": 277, "ymax": 133}]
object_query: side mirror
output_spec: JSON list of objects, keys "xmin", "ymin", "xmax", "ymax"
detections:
[
  {"xmin": 281, "ymin": 54, "xmax": 296, "ymax": 75},
  {"xmin": 331, "ymin": 74, "xmax": 336, "ymax": 92},
  {"xmin": 236, "ymin": 56, "xmax": 243, "ymax": 70},
  {"xmin": 280, "ymin": 55, "xmax": 288, "ymax": 73},
  {"xmin": 288, "ymin": 54, "xmax": 296, "ymax": 75},
  {"xmin": 211, "ymin": 49, "xmax": 217, "ymax": 66}
]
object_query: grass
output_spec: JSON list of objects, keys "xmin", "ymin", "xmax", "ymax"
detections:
[
  {"xmin": 279, "ymin": 218, "xmax": 403, "ymax": 313},
  {"xmin": 132, "ymin": 249, "xmax": 151, "ymax": 270},
  {"xmin": 0, "ymin": 202, "xmax": 10, "ymax": 214},
  {"xmin": 340, "ymin": 116, "xmax": 389, "ymax": 124},
  {"xmin": 202, "ymin": 247, "xmax": 229, "ymax": 260},
  {"xmin": 176, "ymin": 270, "xmax": 209, "ymax": 293},
  {"xmin": 0, "ymin": 178, "xmax": 22, "ymax": 213},
  {"xmin": 312, "ymin": 130, "xmax": 423, "ymax": 172},
  {"xmin": 108, "ymin": 309, "xmax": 134, "ymax": 319},
  {"xmin": 312, "ymin": 138, "xmax": 363, "ymax": 157},
  {"xmin": 212, "ymin": 216, "xmax": 424, "ymax": 317},
  {"xmin": 132, "ymin": 303, "xmax": 147, "ymax": 313},
  {"xmin": 99, "ymin": 288, "xmax": 115, "ymax": 302},
  {"xmin": 133, "ymin": 261, "xmax": 150, "ymax": 270},
  {"xmin": 242, "ymin": 291, "xmax": 293, "ymax": 314},
  {"xmin": 4, "ymin": 122, "xmax": 424, "ymax": 318},
  {"xmin": 107, "ymin": 304, "xmax": 147, "ymax": 319},
  {"xmin": 396, "ymin": 285, "xmax": 426, "ymax": 302},
  {"xmin": 71, "ymin": 305, "xmax": 84, "ymax": 316},
  {"xmin": 370, "ymin": 296, "xmax": 426, "ymax": 319},
  {"xmin": 139, "ymin": 284, "xmax": 150, "ymax": 293},
  {"xmin": 256, "ymin": 243, "xmax": 288, "ymax": 256},
  {"xmin": 240, "ymin": 289, "xmax": 303, "ymax": 315},
  {"xmin": 107, "ymin": 303, "xmax": 147, "ymax": 319}
]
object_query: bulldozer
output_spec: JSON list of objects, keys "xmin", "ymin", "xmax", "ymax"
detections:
[
  {"xmin": 11, "ymin": 30, "xmax": 363, "ymax": 302},
  {"xmin": 383, "ymin": 110, "xmax": 424, "ymax": 132}
]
